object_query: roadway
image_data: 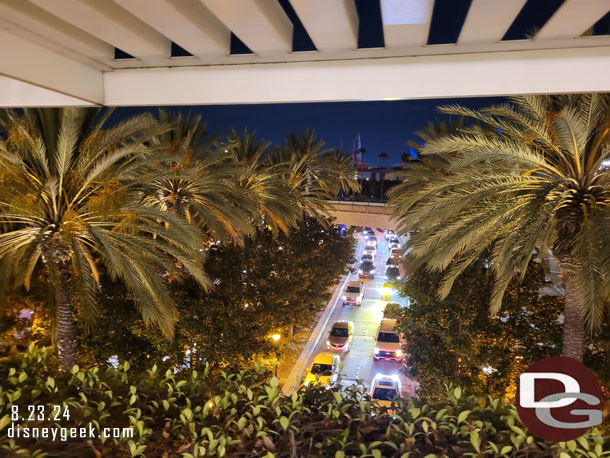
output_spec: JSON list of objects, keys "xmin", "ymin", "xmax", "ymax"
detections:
[{"xmin": 283, "ymin": 229, "xmax": 418, "ymax": 397}]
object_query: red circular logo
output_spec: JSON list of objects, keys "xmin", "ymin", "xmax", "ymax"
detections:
[{"xmin": 516, "ymin": 356, "xmax": 603, "ymax": 442}]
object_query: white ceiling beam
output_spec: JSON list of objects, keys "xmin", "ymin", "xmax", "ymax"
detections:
[
  {"xmin": 113, "ymin": 0, "xmax": 230, "ymax": 61},
  {"xmin": 199, "ymin": 0, "xmax": 292, "ymax": 55},
  {"xmin": 28, "ymin": 0, "xmax": 170, "ymax": 64},
  {"xmin": 104, "ymin": 46, "xmax": 610, "ymax": 106},
  {"xmin": 380, "ymin": 0, "xmax": 434, "ymax": 48},
  {"xmin": 0, "ymin": 76, "xmax": 96, "ymax": 107},
  {"xmin": 0, "ymin": 0, "xmax": 113, "ymax": 62},
  {"xmin": 459, "ymin": 0, "xmax": 527, "ymax": 44},
  {"xmin": 0, "ymin": 28, "xmax": 103, "ymax": 104},
  {"xmin": 290, "ymin": 0, "xmax": 358, "ymax": 52},
  {"xmin": 536, "ymin": 0, "xmax": 610, "ymax": 40}
]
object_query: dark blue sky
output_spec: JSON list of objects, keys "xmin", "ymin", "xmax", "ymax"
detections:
[{"xmin": 112, "ymin": 96, "xmax": 505, "ymax": 167}]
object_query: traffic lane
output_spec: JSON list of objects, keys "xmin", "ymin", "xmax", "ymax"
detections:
[
  {"xmin": 343, "ymin": 234, "xmax": 416, "ymax": 396},
  {"xmin": 305, "ymin": 234, "xmax": 381, "ymax": 378},
  {"xmin": 303, "ymin": 233, "xmax": 416, "ymax": 396},
  {"xmin": 334, "ymin": 233, "xmax": 387, "ymax": 381}
]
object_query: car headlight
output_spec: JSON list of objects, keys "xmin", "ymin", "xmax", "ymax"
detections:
[
  {"xmin": 396, "ymin": 349, "xmax": 403, "ymax": 357},
  {"xmin": 326, "ymin": 340, "xmax": 331, "ymax": 346},
  {"xmin": 342, "ymin": 295, "xmax": 347, "ymax": 300},
  {"xmin": 358, "ymin": 270, "xmax": 363, "ymax": 274},
  {"xmin": 304, "ymin": 381, "xmax": 309, "ymax": 386},
  {"xmin": 397, "ymin": 276, "xmax": 401, "ymax": 280},
  {"xmin": 374, "ymin": 347, "xmax": 380, "ymax": 354}
]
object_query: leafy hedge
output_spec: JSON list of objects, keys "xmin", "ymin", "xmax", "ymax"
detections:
[{"xmin": 0, "ymin": 346, "xmax": 608, "ymax": 457}]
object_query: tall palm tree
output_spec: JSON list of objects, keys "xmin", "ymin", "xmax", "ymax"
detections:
[
  {"xmin": 278, "ymin": 129, "xmax": 360, "ymax": 219},
  {"xmin": 389, "ymin": 94, "xmax": 610, "ymax": 360},
  {"xmin": 227, "ymin": 129, "xmax": 302, "ymax": 235},
  {"xmin": 0, "ymin": 108, "xmax": 209, "ymax": 370},
  {"xmin": 378, "ymin": 152, "xmax": 389, "ymax": 165},
  {"xmin": 142, "ymin": 111, "xmax": 255, "ymax": 244}
]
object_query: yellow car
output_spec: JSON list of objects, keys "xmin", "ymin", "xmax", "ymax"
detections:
[
  {"xmin": 303, "ymin": 352, "xmax": 341, "ymax": 387},
  {"xmin": 369, "ymin": 373, "xmax": 402, "ymax": 408}
]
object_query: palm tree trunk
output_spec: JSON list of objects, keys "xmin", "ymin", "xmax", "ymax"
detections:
[
  {"xmin": 55, "ymin": 261, "xmax": 77, "ymax": 371},
  {"xmin": 557, "ymin": 257, "xmax": 584, "ymax": 361}
]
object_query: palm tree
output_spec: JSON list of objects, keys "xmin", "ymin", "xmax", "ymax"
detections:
[
  {"xmin": 378, "ymin": 152, "xmax": 389, "ymax": 165},
  {"xmin": 142, "ymin": 111, "xmax": 254, "ymax": 244},
  {"xmin": 227, "ymin": 129, "xmax": 360, "ymax": 234},
  {"xmin": 389, "ymin": 94, "xmax": 610, "ymax": 360},
  {"xmin": 227, "ymin": 129, "xmax": 302, "ymax": 235},
  {"xmin": 279, "ymin": 129, "xmax": 360, "ymax": 219},
  {"xmin": 0, "ymin": 108, "xmax": 209, "ymax": 371}
]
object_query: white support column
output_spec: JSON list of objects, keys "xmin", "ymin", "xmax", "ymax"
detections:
[
  {"xmin": 0, "ymin": 0, "xmax": 113, "ymax": 62},
  {"xmin": 290, "ymin": 0, "xmax": 358, "ymax": 52},
  {"xmin": 28, "ymin": 0, "xmax": 170, "ymax": 64},
  {"xmin": 113, "ymin": 0, "xmax": 230, "ymax": 61},
  {"xmin": 458, "ymin": 0, "xmax": 527, "ymax": 44},
  {"xmin": 380, "ymin": 0, "xmax": 434, "ymax": 48},
  {"xmin": 535, "ymin": 0, "xmax": 610, "ymax": 40},
  {"xmin": 104, "ymin": 47, "xmax": 610, "ymax": 106},
  {"xmin": 0, "ymin": 28, "xmax": 103, "ymax": 104},
  {"xmin": 199, "ymin": 0, "xmax": 292, "ymax": 55}
]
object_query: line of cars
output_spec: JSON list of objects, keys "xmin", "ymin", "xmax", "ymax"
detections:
[
  {"xmin": 302, "ymin": 227, "xmax": 406, "ymax": 405},
  {"xmin": 359, "ymin": 229, "xmax": 403, "ymax": 282}
]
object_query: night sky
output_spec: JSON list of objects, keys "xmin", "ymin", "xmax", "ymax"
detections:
[{"xmin": 111, "ymin": 96, "xmax": 505, "ymax": 167}]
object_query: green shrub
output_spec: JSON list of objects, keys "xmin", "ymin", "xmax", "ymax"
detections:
[{"xmin": 0, "ymin": 346, "xmax": 608, "ymax": 457}]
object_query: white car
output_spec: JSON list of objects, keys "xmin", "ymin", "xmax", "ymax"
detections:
[
  {"xmin": 374, "ymin": 319, "xmax": 404, "ymax": 361},
  {"xmin": 369, "ymin": 373, "xmax": 402, "ymax": 407},
  {"xmin": 303, "ymin": 352, "xmax": 341, "ymax": 387},
  {"xmin": 343, "ymin": 281, "xmax": 364, "ymax": 306},
  {"xmin": 384, "ymin": 230, "xmax": 396, "ymax": 241}
]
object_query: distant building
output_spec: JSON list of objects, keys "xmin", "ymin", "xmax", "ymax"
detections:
[{"xmin": 350, "ymin": 133, "xmax": 400, "ymax": 182}]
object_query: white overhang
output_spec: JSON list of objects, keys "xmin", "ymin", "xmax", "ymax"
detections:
[{"xmin": 0, "ymin": 0, "xmax": 609, "ymax": 107}]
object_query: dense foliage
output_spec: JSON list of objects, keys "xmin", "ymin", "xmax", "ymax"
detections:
[
  {"xmin": 1, "ymin": 346, "xmax": 608, "ymax": 457},
  {"xmin": 397, "ymin": 257, "xmax": 610, "ymax": 399},
  {"xmin": 76, "ymin": 218, "xmax": 355, "ymax": 369}
]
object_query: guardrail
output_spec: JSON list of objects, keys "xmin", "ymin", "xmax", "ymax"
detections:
[{"xmin": 327, "ymin": 200, "xmax": 392, "ymax": 215}]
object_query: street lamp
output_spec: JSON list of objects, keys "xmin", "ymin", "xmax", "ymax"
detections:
[{"xmin": 271, "ymin": 334, "xmax": 281, "ymax": 377}]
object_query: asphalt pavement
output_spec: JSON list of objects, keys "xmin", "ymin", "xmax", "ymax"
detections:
[{"xmin": 284, "ymin": 229, "xmax": 418, "ymax": 397}]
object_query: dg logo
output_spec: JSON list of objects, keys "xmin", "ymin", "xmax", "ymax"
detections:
[{"xmin": 516, "ymin": 356, "xmax": 604, "ymax": 442}]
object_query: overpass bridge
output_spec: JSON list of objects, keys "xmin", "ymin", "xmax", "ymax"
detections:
[
  {"xmin": 325, "ymin": 200, "xmax": 565, "ymax": 296},
  {"xmin": 326, "ymin": 200, "xmax": 396, "ymax": 231}
]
